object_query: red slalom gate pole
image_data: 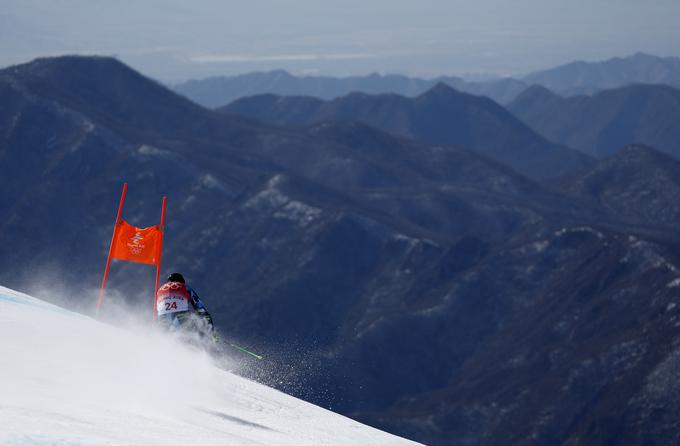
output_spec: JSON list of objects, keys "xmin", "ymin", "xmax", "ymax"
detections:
[
  {"xmin": 96, "ymin": 183, "xmax": 128, "ymax": 317},
  {"xmin": 153, "ymin": 196, "xmax": 167, "ymax": 321}
]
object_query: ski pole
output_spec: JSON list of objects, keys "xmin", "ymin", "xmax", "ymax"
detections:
[{"xmin": 229, "ymin": 343, "xmax": 263, "ymax": 360}]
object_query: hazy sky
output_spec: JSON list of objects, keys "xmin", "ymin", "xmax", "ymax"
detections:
[{"xmin": 2, "ymin": 0, "xmax": 679, "ymax": 82}]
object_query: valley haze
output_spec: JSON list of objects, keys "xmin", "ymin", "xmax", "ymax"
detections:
[{"xmin": 2, "ymin": 0, "xmax": 680, "ymax": 81}]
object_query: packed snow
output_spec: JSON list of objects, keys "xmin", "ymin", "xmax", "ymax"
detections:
[{"xmin": 0, "ymin": 285, "xmax": 421, "ymax": 446}]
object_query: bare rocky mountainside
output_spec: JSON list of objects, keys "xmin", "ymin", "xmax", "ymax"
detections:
[{"xmin": 2, "ymin": 56, "xmax": 680, "ymax": 446}]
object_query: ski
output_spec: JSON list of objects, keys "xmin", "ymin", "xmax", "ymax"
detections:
[{"xmin": 228, "ymin": 343, "xmax": 263, "ymax": 360}]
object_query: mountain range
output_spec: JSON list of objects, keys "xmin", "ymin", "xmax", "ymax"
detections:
[
  {"xmin": 174, "ymin": 70, "xmax": 527, "ymax": 108},
  {"xmin": 509, "ymin": 83, "xmax": 680, "ymax": 158},
  {"xmin": 3, "ymin": 56, "xmax": 680, "ymax": 446},
  {"xmin": 174, "ymin": 53, "xmax": 680, "ymax": 108},
  {"xmin": 524, "ymin": 52, "xmax": 680, "ymax": 96},
  {"xmin": 220, "ymin": 84, "xmax": 593, "ymax": 180}
]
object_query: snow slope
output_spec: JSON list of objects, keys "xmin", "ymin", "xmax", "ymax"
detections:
[{"xmin": 0, "ymin": 286, "xmax": 421, "ymax": 446}]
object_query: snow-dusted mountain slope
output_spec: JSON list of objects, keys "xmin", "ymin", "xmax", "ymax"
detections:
[{"xmin": 0, "ymin": 285, "xmax": 421, "ymax": 446}]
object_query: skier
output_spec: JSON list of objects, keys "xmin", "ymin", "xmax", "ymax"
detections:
[{"xmin": 156, "ymin": 272, "xmax": 215, "ymax": 340}]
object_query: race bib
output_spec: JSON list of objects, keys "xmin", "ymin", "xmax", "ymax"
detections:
[
  {"xmin": 157, "ymin": 293, "xmax": 189, "ymax": 315},
  {"xmin": 156, "ymin": 282, "xmax": 191, "ymax": 315}
]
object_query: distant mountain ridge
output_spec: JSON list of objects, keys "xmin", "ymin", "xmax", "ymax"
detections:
[
  {"xmin": 523, "ymin": 52, "xmax": 680, "ymax": 95},
  {"xmin": 174, "ymin": 53, "xmax": 680, "ymax": 108},
  {"xmin": 220, "ymin": 83, "xmax": 594, "ymax": 180},
  {"xmin": 174, "ymin": 70, "xmax": 527, "ymax": 108},
  {"xmin": 508, "ymin": 83, "xmax": 680, "ymax": 158}
]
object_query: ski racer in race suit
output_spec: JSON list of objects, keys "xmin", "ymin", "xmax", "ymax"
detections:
[{"xmin": 156, "ymin": 272, "xmax": 214, "ymax": 338}]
